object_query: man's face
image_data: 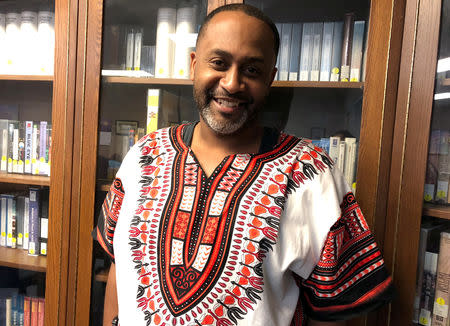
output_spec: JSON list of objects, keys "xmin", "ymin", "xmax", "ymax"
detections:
[{"xmin": 190, "ymin": 11, "xmax": 277, "ymax": 136}]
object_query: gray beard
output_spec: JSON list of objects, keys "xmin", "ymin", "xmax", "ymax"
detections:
[{"xmin": 199, "ymin": 104, "xmax": 250, "ymax": 136}]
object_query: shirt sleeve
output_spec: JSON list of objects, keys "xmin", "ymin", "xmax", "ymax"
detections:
[
  {"xmin": 92, "ymin": 177, "xmax": 125, "ymax": 263},
  {"xmin": 298, "ymin": 192, "xmax": 394, "ymax": 321}
]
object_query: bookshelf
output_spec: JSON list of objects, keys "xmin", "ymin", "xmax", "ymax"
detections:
[
  {"xmin": 68, "ymin": 0, "xmax": 406, "ymax": 325},
  {"xmin": 0, "ymin": 247, "xmax": 46, "ymax": 272},
  {"xmin": 0, "ymin": 75, "xmax": 53, "ymax": 82},
  {"xmin": 423, "ymin": 203, "xmax": 450, "ymax": 220},
  {"xmin": 0, "ymin": 174, "xmax": 50, "ymax": 186}
]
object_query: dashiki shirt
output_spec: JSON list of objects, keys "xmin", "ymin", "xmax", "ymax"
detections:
[{"xmin": 95, "ymin": 123, "xmax": 393, "ymax": 326}]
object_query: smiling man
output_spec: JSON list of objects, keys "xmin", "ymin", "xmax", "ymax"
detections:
[{"xmin": 96, "ymin": 4, "xmax": 393, "ymax": 326}]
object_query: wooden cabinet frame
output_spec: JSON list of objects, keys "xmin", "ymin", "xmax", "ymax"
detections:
[{"xmin": 65, "ymin": 0, "xmax": 407, "ymax": 324}]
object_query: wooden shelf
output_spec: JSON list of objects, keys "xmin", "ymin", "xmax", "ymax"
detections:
[
  {"xmin": 0, "ymin": 247, "xmax": 46, "ymax": 272},
  {"xmin": 441, "ymin": 78, "xmax": 450, "ymax": 86},
  {"xmin": 0, "ymin": 173, "xmax": 50, "ymax": 186},
  {"xmin": 102, "ymin": 76, "xmax": 364, "ymax": 88},
  {"xmin": 95, "ymin": 269, "xmax": 108, "ymax": 283},
  {"xmin": 0, "ymin": 75, "xmax": 53, "ymax": 82},
  {"xmin": 423, "ymin": 203, "xmax": 450, "ymax": 220}
]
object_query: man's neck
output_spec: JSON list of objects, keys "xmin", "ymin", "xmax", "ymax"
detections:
[{"xmin": 192, "ymin": 119, "xmax": 263, "ymax": 156}]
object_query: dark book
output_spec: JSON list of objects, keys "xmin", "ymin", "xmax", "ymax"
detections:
[
  {"xmin": 340, "ymin": 13, "xmax": 355, "ymax": 82},
  {"xmin": 28, "ymin": 188, "xmax": 40, "ymax": 256}
]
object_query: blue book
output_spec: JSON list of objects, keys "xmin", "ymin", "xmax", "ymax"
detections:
[{"xmin": 28, "ymin": 188, "xmax": 40, "ymax": 256}]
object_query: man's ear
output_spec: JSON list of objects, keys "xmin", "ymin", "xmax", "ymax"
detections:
[{"xmin": 190, "ymin": 51, "xmax": 197, "ymax": 81}]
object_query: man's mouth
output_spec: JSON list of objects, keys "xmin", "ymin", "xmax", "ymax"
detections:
[{"xmin": 213, "ymin": 97, "xmax": 247, "ymax": 111}]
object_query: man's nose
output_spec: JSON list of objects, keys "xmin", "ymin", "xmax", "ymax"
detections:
[{"xmin": 220, "ymin": 66, "xmax": 245, "ymax": 94}]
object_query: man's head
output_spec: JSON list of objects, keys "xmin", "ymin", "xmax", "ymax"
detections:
[{"xmin": 190, "ymin": 4, "xmax": 279, "ymax": 136}]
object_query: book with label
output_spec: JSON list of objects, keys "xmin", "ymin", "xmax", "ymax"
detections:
[
  {"xmin": 154, "ymin": 8, "xmax": 176, "ymax": 78},
  {"xmin": 274, "ymin": 23, "xmax": 282, "ymax": 80},
  {"xmin": 24, "ymin": 121, "xmax": 33, "ymax": 174},
  {"xmin": 17, "ymin": 121, "xmax": 25, "ymax": 174},
  {"xmin": 330, "ymin": 22, "xmax": 344, "ymax": 81},
  {"xmin": 0, "ymin": 194, "xmax": 7, "ymax": 246},
  {"xmin": 340, "ymin": 13, "xmax": 355, "ymax": 82},
  {"xmin": 278, "ymin": 23, "xmax": 292, "ymax": 81},
  {"xmin": 299, "ymin": 23, "xmax": 314, "ymax": 81},
  {"xmin": 288, "ymin": 23, "xmax": 302, "ymax": 81},
  {"xmin": 16, "ymin": 195, "xmax": 26, "ymax": 248},
  {"xmin": 431, "ymin": 231, "xmax": 450, "ymax": 326},
  {"xmin": 31, "ymin": 123, "xmax": 40, "ymax": 175},
  {"xmin": 344, "ymin": 137, "xmax": 357, "ymax": 186},
  {"xmin": 28, "ymin": 188, "xmax": 40, "ymax": 256},
  {"xmin": 7, "ymin": 121, "xmax": 18, "ymax": 173},
  {"xmin": 39, "ymin": 190, "xmax": 49, "ymax": 255},
  {"xmin": 319, "ymin": 22, "xmax": 334, "ymax": 81},
  {"xmin": 350, "ymin": 20, "xmax": 366, "ymax": 82},
  {"xmin": 24, "ymin": 297, "xmax": 31, "ymax": 326},
  {"xmin": 0, "ymin": 119, "xmax": 8, "ymax": 173},
  {"xmin": 6, "ymin": 195, "xmax": 16, "ymax": 248},
  {"xmin": 147, "ymin": 89, "xmax": 180, "ymax": 134},
  {"xmin": 310, "ymin": 22, "xmax": 323, "ymax": 81},
  {"xmin": 419, "ymin": 251, "xmax": 439, "ymax": 326}
]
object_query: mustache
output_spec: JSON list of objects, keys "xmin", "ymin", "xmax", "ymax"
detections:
[{"xmin": 207, "ymin": 89, "xmax": 253, "ymax": 104}]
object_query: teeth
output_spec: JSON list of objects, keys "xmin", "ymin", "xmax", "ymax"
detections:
[{"xmin": 217, "ymin": 99, "xmax": 241, "ymax": 108}]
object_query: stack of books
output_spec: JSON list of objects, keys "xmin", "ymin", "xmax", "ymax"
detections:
[{"xmin": 0, "ymin": 291, "xmax": 45, "ymax": 326}]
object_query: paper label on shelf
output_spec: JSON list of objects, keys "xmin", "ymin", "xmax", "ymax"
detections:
[
  {"xmin": 17, "ymin": 233, "xmax": 23, "ymax": 246},
  {"xmin": 350, "ymin": 68, "xmax": 360, "ymax": 82},
  {"xmin": 433, "ymin": 298, "xmax": 449, "ymax": 318},
  {"xmin": 288, "ymin": 72, "xmax": 298, "ymax": 81},
  {"xmin": 310, "ymin": 70, "xmax": 319, "ymax": 81},
  {"xmin": 424, "ymin": 184, "xmax": 435, "ymax": 202},
  {"xmin": 299, "ymin": 71, "xmax": 309, "ymax": 81},
  {"xmin": 12, "ymin": 160, "xmax": 17, "ymax": 173},
  {"xmin": 28, "ymin": 242, "xmax": 36, "ymax": 255}
]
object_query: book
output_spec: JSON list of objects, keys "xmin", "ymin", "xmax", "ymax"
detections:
[
  {"xmin": 350, "ymin": 21, "xmax": 366, "ymax": 82},
  {"xmin": 299, "ymin": 23, "xmax": 314, "ymax": 81},
  {"xmin": 5, "ymin": 13, "xmax": 21, "ymax": 74},
  {"xmin": 30, "ymin": 298, "xmax": 38, "ymax": 326},
  {"xmin": 133, "ymin": 27, "xmax": 143, "ymax": 71},
  {"xmin": 23, "ymin": 196, "xmax": 30, "ymax": 251},
  {"xmin": 344, "ymin": 137, "xmax": 357, "ymax": 185},
  {"xmin": 39, "ymin": 190, "xmax": 49, "ymax": 255},
  {"xmin": 274, "ymin": 23, "xmax": 282, "ymax": 80},
  {"xmin": 431, "ymin": 232, "xmax": 450, "ymax": 326},
  {"xmin": 20, "ymin": 11, "xmax": 38, "ymax": 74},
  {"xmin": 24, "ymin": 297, "xmax": 31, "ymax": 326},
  {"xmin": 288, "ymin": 23, "xmax": 302, "ymax": 81},
  {"xmin": 328, "ymin": 136, "xmax": 341, "ymax": 165},
  {"xmin": 425, "ymin": 130, "xmax": 444, "ymax": 202},
  {"xmin": 310, "ymin": 22, "xmax": 323, "ymax": 81},
  {"xmin": 173, "ymin": 6, "xmax": 197, "ymax": 79},
  {"xmin": 17, "ymin": 121, "xmax": 25, "ymax": 174},
  {"xmin": 154, "ymin": 8, "xmax": 177, "ymax": 78},
  {"xmin": 418, "ymin": 251, "xmax": 439, "ymax": 326},
  {"xmin": 31, "ymin": 123, "xmax": 39, "ymax": 175},
  {"xmin": 0, "ymin": 194, "xmax": 7, "ymax": 246},
  {"xmin": 0, "ymin": 119, "xmax": 8, "ymax": 173},
  {"xmin": 39, "ymin": 121, "xmax": 48, "ymax": 176},
  {"xmin": 319, "ymin": 22, "xmax": 334, "ymax": 81},
  {"xmin": 12, "ymin": 121, "xmax": 19, "ymax": 173},
  {"xmin": 37, "ymin": 11, "xmax": 55, "ymax": 75},
  {"xmin": 278, "ymin": 23, "xmax": 293, "ymax": 81},
  {"xmin": 28, "ymin": 188, "xmax": 40, "ymax": 256},
  {"xmin": 37, "ymin": 298, "xmax": 44, "ymax": 326},
  {"xmin": 6, "ymin": 195, "xmax": 16, "ymax": 248},
  {"xmin": 330, "ymin": 21, "xmax": 344, "ymax": 81},
  {"xmin": 11, "ymin": 294, "xmax": 18, "ymax": 326},
  {"xmin": 7, "ymin": 121, "xmax": 18, "ymax": 173},
  {"xmin": 24, "ymin": 121, "xmax": 33, "ymax": 174},
  {"xmin": 337, "ymin": 140, "xmax": 346, "ymax": 173},
  {"xmin": 6, "ymin": 297, "xmax": 11, "ymax": 326},
  {"xmin": 125, "ymin": 26, "xmax": 135, "ymax": 71},
  {"xmin": 0, "ymin": 13, "xmax": 5, "ymax": 73},
  {"xmin": 413, "ymin": 220, "xmax": 449, "ymax": 324},
  {"xmin": 147, "ymin": 89, "xmax": 179, "ymax": 134},
  {"xmin": 340, "ymin": 13, "xmax": 355, "ymax": 82},
  {"xmin": 16, "ymin": 196, "xmax": 26, "ymax": 248}
]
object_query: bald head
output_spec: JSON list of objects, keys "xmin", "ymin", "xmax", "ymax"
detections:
[{"xmin": 196, "ymin": 4, "xmax": 279, "ymax": 59}]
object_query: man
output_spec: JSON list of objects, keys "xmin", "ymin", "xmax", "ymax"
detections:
[{"xmin": 95, "ymin": 4, "xmax": 393, "ymax": 326}]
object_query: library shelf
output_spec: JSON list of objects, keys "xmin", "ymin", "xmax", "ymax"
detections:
[
  {"xmin": 0, "ymin": 247, "xmax": 46, "ymax": 272},
  {"xmin": 0, "ymin": 174, "xmax": 50, "ymax": 186},
  {"xmin": 423, "ymin": 203, "xmax": 450, "ymax": 220},
  {"xmin": 0, "ymin": 75, "xmax": 53, "ymax": 82},
  {"xmin": 101, "ymin": 76, "xmax": 364, "ymax": 89}
]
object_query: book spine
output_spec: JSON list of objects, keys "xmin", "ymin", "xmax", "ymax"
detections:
[
  {"xmin": 6, "ymin": 196, "xmax": 16, "ymax": 248},
  {"xmin": 350, "ymin": 21, "xmax": 365, "ymax": 82},
  {"xmin": 12, "ymin": 124, "xmax": 19, "ymax": 173},
  {"xmin": 274, "ymin": 23, "xmax": 282, "ymax": 80},
  {"xmin": 133, "ymin": 28, "xmax": 143, "ymax": 71},
  {"xmin": 31, "ymin": 123, "xmax": 39, "ymax": 175},
  {"xmin": 28, "ymin": 189, "xmax": 40, "ymax": 256},
  {"xmin": 12, "ymin": 294, "xmax": 18, "ymax": 326},
  {"xmin": 344, "ymin": 138, "xmax": 357, "ymax": 186},
  {"xmin": 19, "ymin": 295, "xmax": 24, "ymax": 326},
  {"xmin": 279, "ymin": 23, "xmax": 292, "ymax": 81},
  {"xmin": 432, "ymin": 232, "xmax": 450, "ymax": 326},
  {"xmin": 288, "ymin": 23, "xmax": 302, "ymax": 81},
  {"xmin": 299, "ymin": 23, "xmax": 314, "ymax": 81},
  {"xmin": 46, "ymin": 124, "xmax": 51, "ymax": 176},
  {"xmin": 23, "ymin": 297, "xmax": 30, "ymax": 326},
  {"xmin": 37, "ymin": 298, "xmax": 44, "ymax": 326},
  {"xmin": 154, "ymin": 8, "xmax": 176, "ymax": 78},
  {"xmin": 39, "ymin": 121, "xmax": 47, "ymax": 176},
  {"xmin": 7, "ymin": 122, "xmax": 14, "ymax": 173},
  {"xmin": 340, "ymin": 13, "xmax": 355, "ymax": 82},
  {"xmin": 16, "ymin": 196, "xmax": 24, "ymax": 248},
  {"xmin": 173, "ymin": 6, "xmax": 196, "ymax": 79},
  {"xmin": 23, "ymin": 197, "xmax": 30, "ymax": 250},
  {"xmin": 310, "ymin": 22, "xmax": 323, "ymax": 81},
  {"xmin": 0, "ymin": 196, "xmax": 6, "ymax": 246},
  {"xmin": 337, "ymin": 140, "xmax": 346, "ymax": 174},
  {"xmin": 328, "ymin": 136, "xmax": 341, "ymax": 165},
  {"xmin": 6, "ymin": 298, "xmax": 11, "ymax": 326},
  {"xmin": 30, "ymin": 298, "xmax": 38, "ymax": 326},
  {"xmin": 17, "ymin": 121, "xmax": 25, "ymax": 174},
  {"xmin": 125, "ymin": 27, "xmax": 134, "ymax": 70},
  {"xmin": 0, "ymin": 121, "xmax": 9, "ymax": 173},
  {"xmin": 319, "ymin": 22, "xmax": 334, "ymax": 81},
  {"xmin": 24, "ymin": 121, "xmax": 33, "ymax": 174},
  {"xmin": 419, "ymin": 251, "xmax": 439, "ymax": 326},
  {"xmin": 147, "ymin": 89, "xmax": 161, "ymax": 134}
]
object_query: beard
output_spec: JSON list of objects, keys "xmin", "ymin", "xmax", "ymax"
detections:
[{"xmin": 193, "ymin": 86, "xmax": 260, "ymax": 136}]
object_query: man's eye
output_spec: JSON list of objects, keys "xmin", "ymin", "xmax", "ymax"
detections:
[
  {"xmin": 245, "ymin": 66, "xmax": 260, "ymax": 76},
  {"xmin": 211, "ymin": 60, "xmax": 226, "ymax": 69}
]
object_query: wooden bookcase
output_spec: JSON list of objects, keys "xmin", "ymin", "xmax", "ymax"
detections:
[{"xmin": 0, "ymin": 0, "xmax": 78, "ymax": 325}]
